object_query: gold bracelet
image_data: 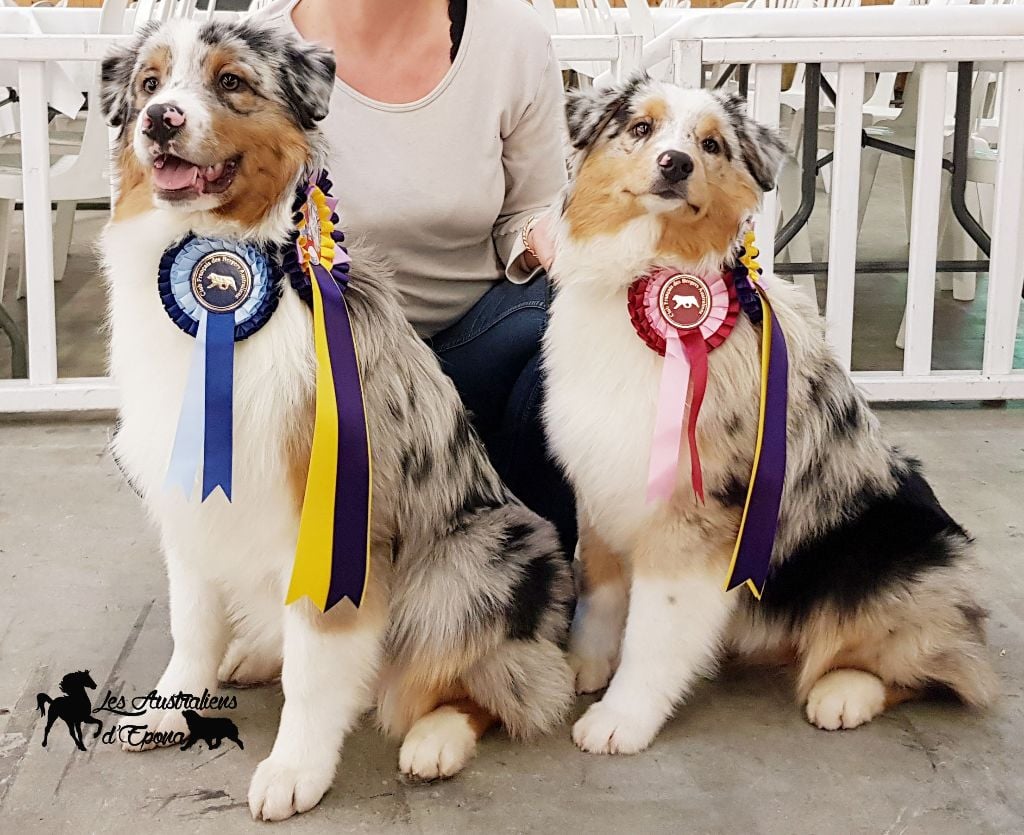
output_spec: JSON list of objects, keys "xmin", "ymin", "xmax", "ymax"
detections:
[{"xmin": 522, "ymin": 216, "xmax": 539, "ymax": 260}]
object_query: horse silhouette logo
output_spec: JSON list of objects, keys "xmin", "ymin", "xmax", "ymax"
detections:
[
  {"xmin": 179, "ymin": 710, "xmax": 244, "ymax": 751},
  {"xmin": 672, "ymin": 294, "xmax": 699, "ymax": 310},
  {"xmin": 206, "ymin": 271, "xmax": 238, "ymax": 292},
  {"xmin": 37, "ymin": 670, "xmax": 103, "ymax": 751}
]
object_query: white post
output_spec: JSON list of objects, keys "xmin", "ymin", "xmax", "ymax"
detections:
[
  {"xmin": 982, "ymin": 61, "xmax": 1024, "ymax": 378},
  {"xmin": 615, "ymin": 34, "xmax": 644, "ymax": 82},
  {"xmin": 671, "ymin": 39, "xmax": 704, "ymax": 90},
  {"xmin": 824, "ymin": 63, "xmax": 865, "ymax": 371},
  {"xmin": 18, "ymin": 60, "xmax": 58, "ymax": 387},
  {"xmin": 903, "ymin": 61, "xmax": 946, "ymax": 376},
  {"xmin": 750, "ymin": 63, "xmax": 782, "ymax": 279}
]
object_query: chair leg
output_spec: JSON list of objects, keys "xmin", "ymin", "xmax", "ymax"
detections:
[
  {"xmin": 53, "ymin": 201, "xmax": 76, "ymax": 283},
  {"xmin": 778, "ymin": 153, "xmax": 818, "ymax": 313},
  {"xmin": 0, "ymin": 198, "xmax": 12, "ymax": 302},
  {"xmin": 936, "ymin": 174, "xmax": 954, "ymax": 292},
  {"xmin": 951, "ymin": 184, "xmax": 981, "ymax": 302},
  {"xmin": 896, "ymin": 307, "xmax": 907, "ymax": 351},
  {"xmin": 16, "ymin": 235, "xmax": 25, "ymax": 300},
  {"xmin": 900, "ymin": 157, "xmax": 916, "ymax": 247},
  {"xmin": 857, "ymin": 146, "xmax": 882, "ymax": 239}
]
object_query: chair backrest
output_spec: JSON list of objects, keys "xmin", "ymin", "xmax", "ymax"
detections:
[
  {"xmin": 132, "ymin": 0, "xmax": 201, "ymax": 27},
  {"xmin": 625, "ymin": 0, "xmax": 657, "ymax": 40},
  {"xmin": 744, "ymin": 0, "xmax": 808, "ymax": 7},
  {"xmin": 576, "ymin": 0, "xmax": 616, "ymax": 35}
]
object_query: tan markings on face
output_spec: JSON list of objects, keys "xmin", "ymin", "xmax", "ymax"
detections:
[
  {"xmin": 655, "ymin": 109, "xmax": 759, "ymax": 262},
  {"xmin": 204, "ymin": 47, "xmax": 263, "ymax": 115},
  {"xmin": 638, "ymin": 94, "xmax": 667, "ymax": 125},
  {"xmin": 565, "ymin": 145, "xmax": 650, "ymax": 239},
  {"xmin": 208, "ymin": 106, "xmax": 310, "ymax": 227},
  {"xmin": 132, "ymin": 45, "xmax": 171, "ymax": 113},
  {"xmin": 655, "ymin": 169, "xmax": 759, "ymax": 262},
  {"xmin": 113, "ymin": 142, "xmax": 154, "ymax": 221}
]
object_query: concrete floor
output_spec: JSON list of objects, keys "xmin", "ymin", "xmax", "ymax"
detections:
[
  {"xmin": 1, "ymin": 408, "xmax": 1023, "ymax": 834},
  {"xmin": 2, "ymin": 115, "xmax": 1024, "ymax": 832}
]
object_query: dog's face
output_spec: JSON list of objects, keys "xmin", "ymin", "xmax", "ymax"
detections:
[
  {"xmin": 182, "ymin": 709, "xmax": 200, "ymax": 726},
  {"xmin": 563, "ymin": 76, "xmax": 787, "ymax": 266},
  {"xmin": 100, "ymin": 19, "xmax": 335, "ymax": 225}
]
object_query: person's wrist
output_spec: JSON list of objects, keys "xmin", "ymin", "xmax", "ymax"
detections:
[{"xmin": 522, "ymin": 216, "xmax": 539, "ymax": 261}]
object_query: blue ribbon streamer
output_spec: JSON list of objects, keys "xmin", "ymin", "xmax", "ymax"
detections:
[
  {"xmin": 165, "ymin": 311, "xmax": 208, "ymax": 497},
  {"xmin": 202, "ymin": 312, "xmax": 235, "ymax": 501}
]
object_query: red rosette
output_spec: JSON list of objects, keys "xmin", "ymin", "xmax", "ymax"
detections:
[{"xmin": 628, "ymin": 268, "xmax": 738, "ymax": 356}]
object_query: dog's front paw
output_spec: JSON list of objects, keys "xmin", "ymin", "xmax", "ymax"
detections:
[
  {"xmin": 572, "ymin": 699, "xmax": 660, "ymax": 755},
  {"xmin": 248, "ymin": 756, "xmax": 334, "ymax": 821},
  {"xmin": 569, "ymin": 652, "xmax": 614, "ymax": 695},
  {"xmin": 805, "ymin": 669, "xmax": 886, "ymax": 731},
  {"xmin": 399, "ymin": 706, "xmax": 478, "ymax": 781}
]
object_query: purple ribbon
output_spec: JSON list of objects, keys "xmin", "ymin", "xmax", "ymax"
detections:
[
  {"xmin": 311, "ymin": 263, "xmax": 370, "ymax": 610},
  {"xmin": 726, "ymin": 297, "xmax": 788, "ymax": 594}
]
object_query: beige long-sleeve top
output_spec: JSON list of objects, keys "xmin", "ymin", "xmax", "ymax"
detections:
[{"xmin": 259, "ymin": 0, "xmax": 569, "ymax": 336}]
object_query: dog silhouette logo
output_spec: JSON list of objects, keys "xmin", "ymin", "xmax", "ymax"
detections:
[
  {"xmin": 190, "ymin": 250, "xmax": 252, "ymax": 313},
  {"xmin": 672, "ymin": 294, "xmax": 699, "ymax": 310},
  {"xmin": 179, "ymin": 710, "xmax": 244, "ymax": 751},
  {"xmin": 205, "ymin": 271, "xmax": 238, "ymax": 292},
  {"xmin": 659, "ymin": 274, "xmax": 711, "ymax": 331},
  {"xmin": 37, "ymin": 670, "xmax": 103, "ymax": 751}
]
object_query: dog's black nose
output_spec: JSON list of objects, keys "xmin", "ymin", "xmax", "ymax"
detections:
[
  {"xmin": 657, "ymin": 150, "xmax": 694, "ymax": 183},
  {"xmin": 141, "ymin": 102, "xmax": 186, "ymax": 144}
]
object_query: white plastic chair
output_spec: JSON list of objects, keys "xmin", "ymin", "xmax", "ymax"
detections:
[{"xmin": 0, "ymin": 0, "xmax": 204, "ymax": 300}]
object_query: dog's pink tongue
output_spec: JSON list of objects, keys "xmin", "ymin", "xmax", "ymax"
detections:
[{"xmin": 152, "ymin": 156, "xmax": 199, "ymax": 191}]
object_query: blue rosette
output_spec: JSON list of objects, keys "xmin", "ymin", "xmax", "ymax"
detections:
[{"xmin": 159, "ymin": 235, "xmax": 283, "ymax": 502}]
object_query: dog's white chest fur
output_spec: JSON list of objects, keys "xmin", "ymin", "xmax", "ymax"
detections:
[
  {"xmin": 103, "ymin": 210, "xmax": 314, "ymax": 588},
  {"xmin": 543, "ymin": 282, "xmax": 666, "ymax": 552}
]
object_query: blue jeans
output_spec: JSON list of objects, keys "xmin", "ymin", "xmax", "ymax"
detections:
[{"xmin": 427, "ymin": 275, "xmax": 577, "ymax": 558}]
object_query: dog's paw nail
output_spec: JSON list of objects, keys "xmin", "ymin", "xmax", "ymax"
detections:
[
  {"xmin": 569, "ymin": 654, "xmax": 613, "ymax": 694},
  {"xmin": 572, "ymin": 700, "xmax": 657, "ymax": 755},
  {"xmin": 805, "ymin": 669, "xmax": 886, "ymax": 731},
  {"xmin": 399, "ymin": 707, "xmax": 477, "ymax": 781},
  {"xmin": 248, "ymin": 757, "xmax": 333, "ymax": 821}
]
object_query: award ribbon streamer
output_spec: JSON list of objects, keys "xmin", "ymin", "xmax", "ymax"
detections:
[
  {"xmin": 202, "ymin": 312, "xmax": 235, "ymax": 500},
  {"xmin": 165, "ymin": 310, "xmax": 208, "ymax": 496},
  {"xmin": 286, "ymin": 174, "xmax": 372, "ymax": 612},
  {"xmin": 164, "ymin": 309, "xmax": 235, "ymax": 501},
  {"xmin": 724, "ymin": 286, "xmax": 789, "ymax": 598},
  {"xmin": 646, "ymin": 330, "xmax": 709, "ymax": 504}
]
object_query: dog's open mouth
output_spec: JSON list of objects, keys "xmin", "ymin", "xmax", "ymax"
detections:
[{"xmin": 151, "ymin": 154, "xmax": 241, "ymax": 199}]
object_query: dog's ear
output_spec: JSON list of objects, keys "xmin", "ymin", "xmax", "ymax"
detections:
[
  {"xmin": 716, "ymin": 93, "xmax": 788, "ymax": 192},
  {"xmin": 277, "ymin": 39, "xmax": 337, "ymax": 130},
  {"xmin": 100, "ymin": 39, "xmax": 141, "ymax": 131},
  {"xmin": 565, "ymin": 71, "xmax": 650, "ymax": 153}
]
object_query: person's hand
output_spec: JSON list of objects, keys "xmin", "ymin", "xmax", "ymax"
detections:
[{"xmin": 525, "ymin": 210, "xmax": 557, "ymax": 273}]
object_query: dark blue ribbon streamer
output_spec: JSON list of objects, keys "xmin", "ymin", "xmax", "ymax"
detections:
[{"xmin": 202, "ymin": 312, "xmax": 235, "ymax": 500}]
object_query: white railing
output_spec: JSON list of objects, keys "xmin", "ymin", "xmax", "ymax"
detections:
[
  {"xmin": 0, "ymin": 33, "xmax": 641, "ymax": 413},
  {"xmin": 674, "ymin": 35, "xmax": 1024, "ymax": 402}
]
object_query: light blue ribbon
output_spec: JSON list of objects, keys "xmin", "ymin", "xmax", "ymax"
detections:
[{"xmin": 165, "ymin": 310, "xmax": 208, "ymax": 497}]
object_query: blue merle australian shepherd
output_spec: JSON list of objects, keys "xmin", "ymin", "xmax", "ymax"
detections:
[{"xmin": 99, "ymin": 18, "xmax": 571, "ymax": 820}]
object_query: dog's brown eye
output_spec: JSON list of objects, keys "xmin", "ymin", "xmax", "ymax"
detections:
[
  {"xmin": 631, "ymin": 121, "xmax": 652, "ymax": 139},
  {"xmin": 702, "ymin": 137, "xmax": 721, "ymax": 155},
  {"xmin": 219, "ymin": 73, "xmax": 241, "ymax": 92},
  {"xmin": 142, "ymin": 77, "xmax": 159, "ymax": 94}
]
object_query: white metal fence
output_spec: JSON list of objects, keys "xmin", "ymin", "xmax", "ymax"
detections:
[
  {"xmin": 1, "ymin": 30, "xmax": 1023, "ymax": 409},
  {"xmin": 674, "ymin": 35, "xmax": 1024, "ymax": 402},
  {"xmin": 0, "ymin": 33, "xmax": 641, "ymax": 413}
]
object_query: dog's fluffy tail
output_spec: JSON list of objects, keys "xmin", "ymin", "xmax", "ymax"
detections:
[
  {"xmin": 36, "ymin": 693, "xmax": 51, "ymax": 716},
  {"xmin": 460, "ymin": 638, "xmax": 573, "ymax": 740}
]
